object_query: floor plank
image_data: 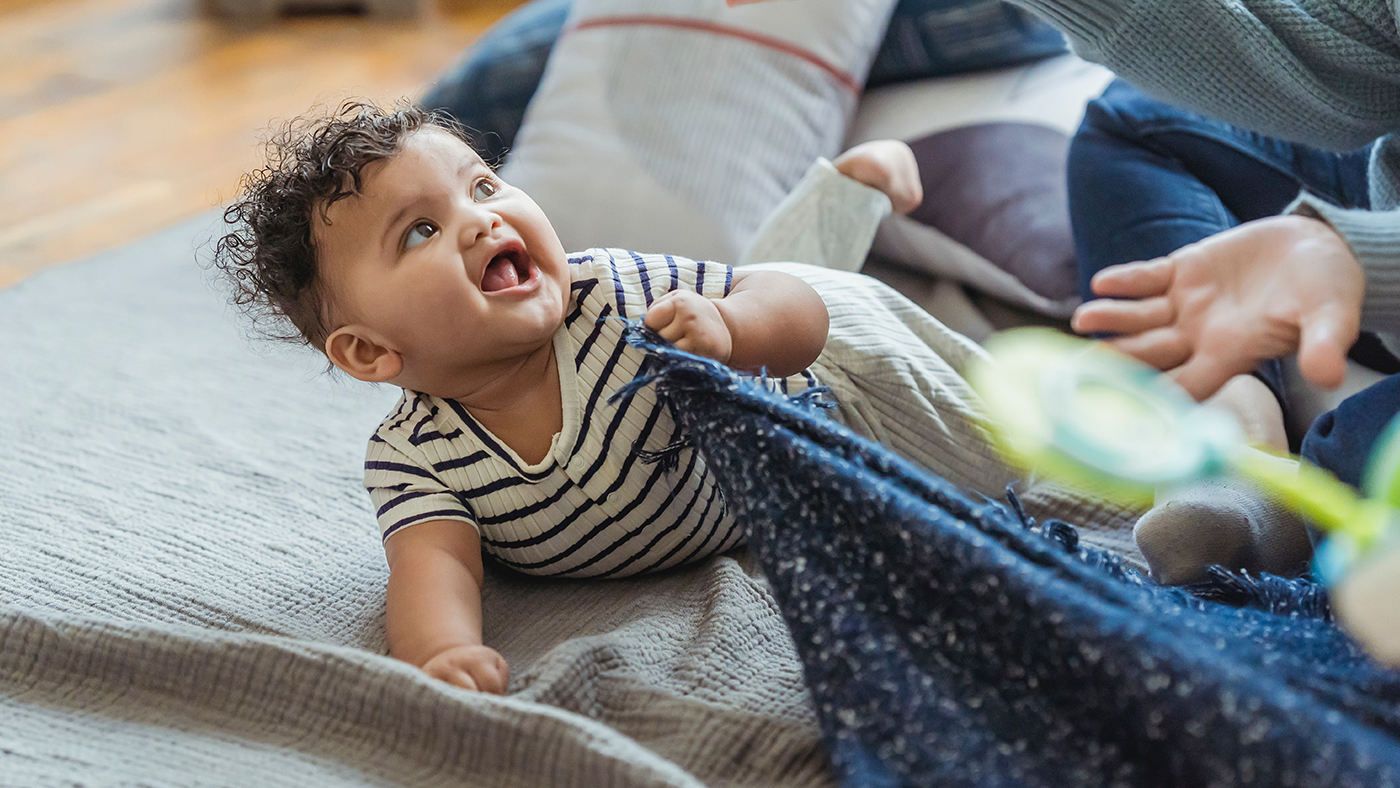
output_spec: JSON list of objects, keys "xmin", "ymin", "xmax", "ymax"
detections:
[{"xmin": 0, "ymin": 0, "xmax": 523, "ymax": 287}]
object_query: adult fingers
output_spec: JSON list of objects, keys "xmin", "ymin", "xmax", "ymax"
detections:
[
  {"xmin": 1105, "ymin": 327, "xmax": 1191, "ymax": 372},
  {"xmin": 1071, "ymin": 296, "xmax": 1174, "ymax": 336},
  {"xmin": 1297, "ymin": 303, "xmax": 1360, "ymax": 391},
  {"xmin": 1089, "ymin": 258, "xmax": 1174, "ymax": 300}
]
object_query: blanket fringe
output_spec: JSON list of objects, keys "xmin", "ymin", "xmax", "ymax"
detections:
[
  {"xmin": 1184, "ymin": 566, "xmax": 1333, "ymax": 621},
  {"xmin": 620, "ymin": 322, "xmax": 1334, "ymax": 622}
]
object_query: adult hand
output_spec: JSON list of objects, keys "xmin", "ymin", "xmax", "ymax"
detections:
[
  {"xmin": 420, "ymin": 644, "xmax": 510, "ymax": 694},
  {"xmin": 1070, "ymin": 215, "xmax": 1364, "ymax": 401},
  {"xmin": 644, "ymin": 290, "xmax": 734, "ymax": 365}
]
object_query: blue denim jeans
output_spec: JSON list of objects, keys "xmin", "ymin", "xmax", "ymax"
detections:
[
  {"xmin": 1067, "ymin": 79, "xmax": 1390, "ymax": 487},
  {"xmin": 1068, "ymin": 78, "xmax": 1373, "ymax": 300}
]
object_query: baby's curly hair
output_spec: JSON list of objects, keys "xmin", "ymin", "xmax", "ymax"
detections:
[{"xmin": 213, "ymin": 100, "xmax": 478, "ymax": 349}]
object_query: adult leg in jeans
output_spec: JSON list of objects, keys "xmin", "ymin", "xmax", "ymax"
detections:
[
  {"xmin": 1066, "ymin": 79, "xmax": 1375, "ymax": 582},
  {"xmin": 1069, "ymin": 78, "xmax": 1372, "ymax": 304},
  {"xmin": 1070, "ymin": 81, "xmax": 1373, "ymax": 452},
  {"xmin": 1303, "ymin": 376, "xmax": 1400, "ymax": 492}
]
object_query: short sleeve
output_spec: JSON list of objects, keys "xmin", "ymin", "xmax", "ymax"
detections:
[
  {"xmin": 575, "ymin": 248, "xmax": 734, "ymax": 319},
  {"xmin": 684, "ymin": 253, "xmax": 734, "ymax": 300},
  {"xmin": 364, "ymin": 436, "xmax": 478, "ymax": 542}
]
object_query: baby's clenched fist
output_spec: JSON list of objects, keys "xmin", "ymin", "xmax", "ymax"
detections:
[
  {"xmin": 643, "ymin": 290, "xmax": 734, "ymax": 365},
  {"xmin": 421, "ymin": 644, "xmax": 510, "ymax": 694}
]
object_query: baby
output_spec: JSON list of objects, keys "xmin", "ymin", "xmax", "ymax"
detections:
[{"xmin": 216, "ymin": 101, "xmax": 1015, "ymax": 694}]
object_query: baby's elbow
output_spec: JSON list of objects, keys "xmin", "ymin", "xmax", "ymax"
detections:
[
  {"xmin": 773, "ymin": 295, "xmax": 828, "ymax": 376},
  {"xmin": 801, "ymin": 302, "xmax": 830, "ymax": 367}
]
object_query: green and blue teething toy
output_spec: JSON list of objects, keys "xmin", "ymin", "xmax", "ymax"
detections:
[{"xmin": 968, "ymin": 328, "xmax": 1400, "ymax": 663}]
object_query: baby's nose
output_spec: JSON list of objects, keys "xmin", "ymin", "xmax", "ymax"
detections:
[{"xmin": 459, "ymin": 207, "xmax": 501, "ymax": 245}]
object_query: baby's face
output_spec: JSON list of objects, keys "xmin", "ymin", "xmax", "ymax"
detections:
[{"xmin": 315, "ymin": 128, "xmax": 570, "ymax": 394}]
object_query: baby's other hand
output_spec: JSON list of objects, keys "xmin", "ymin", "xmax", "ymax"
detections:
[
  {"xmin": 643, "ymin": 290, "xmax": 734, "ymax": 364},
  {"xmin": 420, "ymin": 644, "xmax": 510, "ymax": 694}
]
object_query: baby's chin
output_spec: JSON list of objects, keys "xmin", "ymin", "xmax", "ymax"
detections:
[
  {"xmin": 414, "ymin": 331, "xmax": 563, "ymax": 394},
  {"xmin": 520, "ymin": 279, "xmax": 571, "ymax": 332}
]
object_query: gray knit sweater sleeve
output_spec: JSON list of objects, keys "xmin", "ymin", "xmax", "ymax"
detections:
[
  {"xmin": 1290, "ymin": 197, "xmax": 1400, "ymax": 332},
  {"xmin": 1008, "ymin": 0, "xmax": 1400, "ymax": 332},
  {"xmin": 1007, "ymin": 0, "xmax": 1400, "ymax": 150}
]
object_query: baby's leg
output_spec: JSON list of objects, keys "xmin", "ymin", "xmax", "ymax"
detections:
[
  {"xmin": 1133, "ymin": 375, "xmax": 1311, "ymax": 584},
  {"xmin": 1206, "ymin": 374, "xmax": 1288, "ymax": 452},
  {"xmin": 746, "ymin": 261, "xmax": 1147, "ymax": 562},
  {"xmin": 777, "ymin": 262, "xmax": 1019, "ymax": 499}
]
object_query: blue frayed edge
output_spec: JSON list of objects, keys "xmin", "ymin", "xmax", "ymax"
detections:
[{"xmin": 613, "ymin": 319, "xmax": 1333, "ymax": 620}]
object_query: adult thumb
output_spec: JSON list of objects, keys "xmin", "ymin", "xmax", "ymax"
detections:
[{"xmin": 1297, "ymin": 305, "xmax": 1359, "ymax": 390}]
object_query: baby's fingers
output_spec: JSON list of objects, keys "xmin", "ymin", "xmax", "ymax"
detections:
[
  {"xmin": 657, "ymin": 319, "xmax": 726, "ymax": 361},
  {"xmin": 426, "ymin": 662, "xmax": 483, "ymax": 692},
  {"xmin": 1090, "ymin": 258, "xmax": 1174, "ymax": 300},
  {"xmin": 643, "ymin": 296, "xmax": 678, "ymax": 332},
  {"xmin": 657, "ymin": 325, "xmax": 693, "ymax": 346},
  {"xmin": 423, "ymin": 647, "xmax": 510, "ymax": 695},
  {"xmin": 668, "ymin": 333, "xmax": 710, "ymax": 356},
  {"xmin": 467, "ymin": 654, "xmax": 510, "ymax": 695},
  {"xmin": 1071, "ymin": 296, "xmax": 1173, "ymax": 337}
]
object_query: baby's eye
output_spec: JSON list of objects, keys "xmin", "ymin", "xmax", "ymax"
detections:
[
  {"xmin": 404, "ymin": 221, "xmax": 438, "ymax": 250},
  {"xmin": 472, "ymin": 178, "xmax": 500, "ymax": 201}
]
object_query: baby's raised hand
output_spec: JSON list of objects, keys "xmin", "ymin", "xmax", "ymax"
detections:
[
  {"xmin": 420, "ymin": 644, "xmax": 510, "ymax": 694},
  {"xmin": 643, "ymin": 290, "xmax": 734, "ymax": 364}
]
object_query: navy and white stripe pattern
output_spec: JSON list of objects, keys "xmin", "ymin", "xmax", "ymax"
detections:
[{"xmin": 364, "ymin": 248, "xmax": 814, "ymax": 578}]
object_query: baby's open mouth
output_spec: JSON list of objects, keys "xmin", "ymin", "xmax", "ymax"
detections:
[{"xmin": 481, "ymin": 249, "xmax": 532, "ymax": 293}]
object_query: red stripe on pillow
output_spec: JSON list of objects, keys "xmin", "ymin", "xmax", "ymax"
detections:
[{"xmin": 566, "ymin": 15, "xmax": 862, "ymax": 94}]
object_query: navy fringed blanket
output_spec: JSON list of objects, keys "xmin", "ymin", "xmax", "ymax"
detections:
[{"xmin": 620, "ymin": 331, "xmax": 1400, "ymax": 788}]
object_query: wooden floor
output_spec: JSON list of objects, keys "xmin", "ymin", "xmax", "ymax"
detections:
[{"xmin": 0, "ymin": 0, "xmax": 524, "ymax": 289}]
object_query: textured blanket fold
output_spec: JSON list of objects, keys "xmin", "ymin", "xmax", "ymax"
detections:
[
  {"xmin": 623, "ymin": 329, "xmax": 1400, "ymax": 788},
  {"xmin": 0, "ymin": 213, "xmax": 829, "ymax": 788},
  {"xmin": 14, "ymin": 208, "xmax": 1389, "ymax": 787}
]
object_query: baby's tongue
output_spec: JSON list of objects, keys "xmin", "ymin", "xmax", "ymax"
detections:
[{"xmin": 481, "ymin": 256, "xmax": 520, "ymax": 292}]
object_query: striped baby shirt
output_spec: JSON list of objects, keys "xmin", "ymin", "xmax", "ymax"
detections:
[{"xmin": 363, "ymin": 248, "xmax": 815, "ymax": 578}]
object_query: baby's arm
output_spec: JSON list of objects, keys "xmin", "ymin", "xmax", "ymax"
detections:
[
  {"xmin": 643, "ymin": 269, "xmax": 828, "ymax": 377},
  {"xmin": 383, "ymin": 519, "xmax": 509, "ymax": 693}
]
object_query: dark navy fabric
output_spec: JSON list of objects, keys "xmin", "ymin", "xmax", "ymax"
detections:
[
  {"xmin": 421, "ymin": 0, "xmax": 1066, "ymax": 164},
  {"xmin": 419, "ymin": 0, "xmax": 571, "ymax": 166},
  {"xmin": 1302, "ymin": 374, "xmax": 1400, "ymax": 492},
  {"xmin": 620, "ymin": 327, "xmax": 1400, "ymax": 788},
  {"xmin": 866, "ymin": 0, "xmax": 1065, "ymax": 87}
]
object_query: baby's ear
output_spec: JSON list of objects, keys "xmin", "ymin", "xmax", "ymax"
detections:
[{"xmin": 325, "ymin": 327, "xmax": 403, "ymax": 383}]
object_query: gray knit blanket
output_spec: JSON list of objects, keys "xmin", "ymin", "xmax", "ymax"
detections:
[{"xmin": 0, "ymin": 213, "xmax": 828, "ymax": 787}]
